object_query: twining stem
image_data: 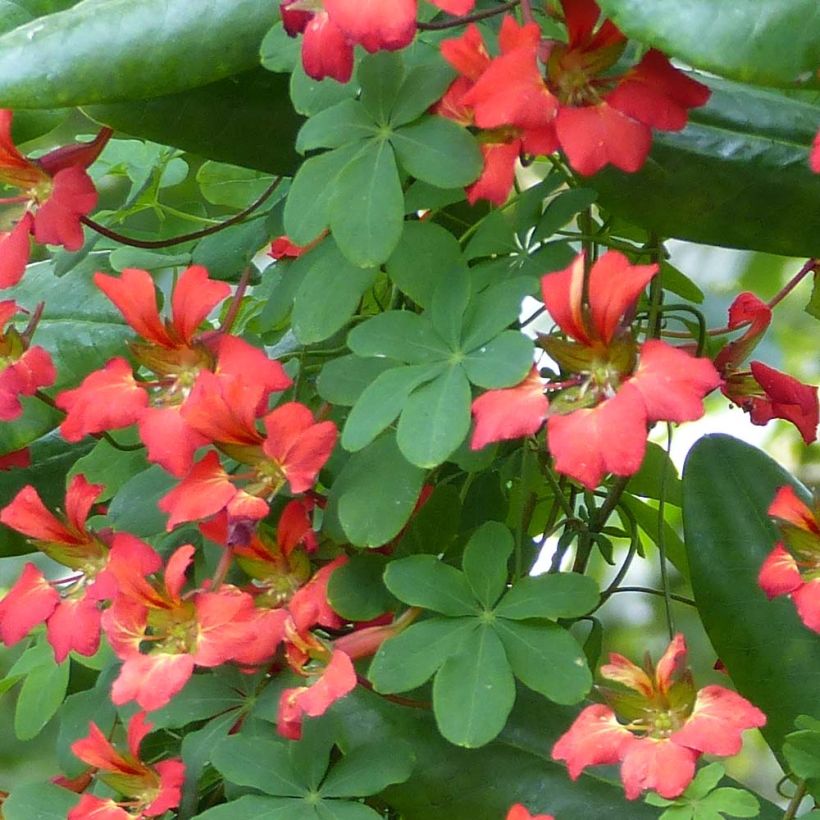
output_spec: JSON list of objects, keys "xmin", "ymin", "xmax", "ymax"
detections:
[
  {"xmin": 782, "ymin": 780, "xmax": 807, "ymax": 820},
  {"xmin": 417, "ymin": 0, "xmax": 520, "ymax": 30},
  {"xmin": 514, "ymin": 443, "xmax": 538, "ymax": 580},
  {"xmin": 81, "ymin": 177, "xmax": 282, "ymax": 250},
  {"xmin": 572, "ymin": 475, "xmax": 631, "ymax": 573},
  {"xmin": 602, "ymin": 586, "xmax": 696, "ymax": 607}
]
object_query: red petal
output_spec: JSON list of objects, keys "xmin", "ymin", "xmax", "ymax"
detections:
[
  {"xmin": 768, "ymin": 485, "xmax": 818, "ymax": 534},
  {"xmin": 793, "ymin": 579, "xmax": 820, "ymax": 633},
  {"xmin": 714, "ymin": 291, "xmax": 772, "ymax": 373},
  {"xmin": 0, "ymin": 110, "xmax": 46, "ymax": 188},
  {"xmin": 126, "ymin": 710, "xmax": 153, "ymax": 758},
  {"xmin": 467, "ymin": 139, "xmax": 521, "ymax": 206},
  {"xmin": 228, "ymin": 606, "xmax": 289, "ymax": 666},
  {"xmin": 158, "ymin": 451, "xmax": 238, "ymax": 531},
  {"xmin": 470, "ymin": 368, "xmax": 548, "ymax": 449},
  {"xmin": 215, "ymin": 333, "xmax": 293, "ymax": 394},
  {"xmin": 163, "ymin": 545, "xmax": 195, "ymax": 602},
  {"xmin": 562, "ymin": 0, "xmax": 603, "ymax": 46},
  {"xmin": 1, "ymin": 484, "xmax": 75, "ymax": 543},
  {"xmin": 654, "ymin": 633, "xmax": 688, "ymax": 694},
  {"xmin": 47, "ymin": 595, "xmax": 101, "ymax": 663},
  {"xmin": 278, "ymin": 498, "xmax": 318, "ymax": 555},
  {"xmin": 301, "ymin": 12, "xmax": 354, "ymax": 83},
  {"xmin": 748, "ymin": 361, "xmax": 818, "ymax": 444},
  {"xmin": 171, "ymin": 265, "xmax": 230, "ymax": 345},
  {"xmin": 540, "ymin": 252, "xmax": 590, "ymax": 344},
  {"xmin": 56, "ymin": 358, "xmax": 148, "ymax": 441},
  {"xmin": 68, "ymin": 794, "xmax": 129, "ymax": 820},
  {"xmin": 0, "ymin": 563, "xmax": 60, "ymax": 645},
  {"xmin": 506, "ymin": 805, "xmax": 554, "ymax": 820},
  {"xmin": 0, "ymin": 212, "xmax": 34, "ymax": 289},
  {"xmin": 94, "ymin": 268, "xmax": 173, "ymax": 347},
  {"xmin": 628, "ymin": 340, "xmax": 721, "ymax": 423},
  {"xmin": 587, "ymin": 251, "xmax": 657, "ymax": 344},
  {"xmin": 65, "ymin": 474, "xmax": 104, "ymax": 533},
  {"xmin": 556, "ymin": 104, "xmax": 651, "ymax": 176},
  {"xmin": 148, "ymin": 758, "xmax": 186, "ymax": 815},
  {"xmin": 811, "ymin": 128, "xmax": 820, "ymax": 173},
  {"xmin": 431, "ymin": 0, "xmax": 475, "ymax": 12},
  {"xmin": 280, "ymin": 1, "xmax": 313, "ymax": 36},
  {"xmin": 324, "ymin": 0, "xmax": 415, "ymax": 52},
  {"xmin": 0, "ymin": 447, "xmax": 30, "ymax": 470},
  {"xmin": 191, "ymin": 588, "xmax": 258, "ymax": 667},
  {"xmin": 71, "ymin": 721, "xmax": 130, "ymax": 773},
  {"xmin": 620, "ymin": 738, "xmax": 697, "ymax": 800},
  {"xmin": 289, "ymin": 556, "xmax": 348, "ymax": 632},
  {"xmin": 293, "ymin": 649, "xmax": 356, "ymax": 717},
  {"xmin": 110, "ymin": 652, "xmax": 195, "ymax": 711},
  {"xmin": 758, "ymin": 544, "xmax": 802, "ymax": 598},
  {"xmin": 672, "ymin": 685, "xmax": 766, "ymax": 755},
  {"xmin": 138, "ymin": 406, "xmax": 209, "ymax": 478},
  {"xmin": 552, "ymin": 704, "xmax": 634, "ymax": 778},
  {"xmin": 440, "ymin": 24, "xmax": 490, "ymax": 81},
  {"xmin": 33, "ymin": 166, "xmax": 97, "ymax": 250},
  {"xmin": 37, "ymin": 127, "xmax": 113, "ymax": 176},
  {"xmin": 600, "ymin": 652, "xmax": 654, "ymax": 697},
  {"xmin": 547, "ymin": 388, "xmax": 648, "ymax": 489}
]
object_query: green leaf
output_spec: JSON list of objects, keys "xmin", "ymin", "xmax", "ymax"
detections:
[
  {"xmin": 390, "ymin": 60, "xmax": 456, "ymax": 128},
  {"xmin": 15, "ymin": 656, "xmax": 69, "ymax": 740},
  {"xmin": 288, "ymin": 719, "xmax": 335, "ymax": 792},
  {"xmin": 391, "ymin": 116, "xmax": 483, "ymax": 188},
  {"xmin": 194, "ymin": 795, "xmax": 306, "ymax": 820},
  {"xmin": 321, "ymin": 742, "xmax": 414, "ymax": 798},
  {"xmin": 368, "ymin": 617, "xmax": 478, "ymax": 694},
  {"xmin": 701, "ymin": 788, "xmax": 760, "ymax": 817},
  {"xmin": 620, "ymin": 493, "xmax": 689, "ymax": 579},
  {"xmin": 396, "ymin": 365, "xmax": 472, "ymax": 468},
  {"xmin": 0, "ymin": 0, "xmax": 279, "ymax": 107},
  {"xmin": 461, "ymin": 330, "xmax": 534, "ymax": 389},
  {"xmin": 385, "ymin": 221, "xmax": 463, "ymax": 309},
  {"xmin": 627, "ymin": 441, "xmax": 683, "ymax": 506},
  {"xmin": 289, "ymin": 62, "xmax": 358, "ymax": 117},
  {"xmin": 359, "ymin": 51, "xmax": 405, "ymax": 125},
  {"xmin": 494, "ymin": 620, "xmax": 592, "ymax": 705},
  {"xmin": 784, "ymin": 727, "xmax": 820, "ymax": 780},
  {"xmin": 348, "ymin": 311, "xmax": 450, "ymax": 363},
  {"xmin": 259, "ymin": 21, "xmax": 300, "ymax": 73},
  {"xmin": 534, "ymin": 188, "xmax": 598, "ymax": 240},
  {"xmin": 384, "ymin": 555, "xmax": 478, "ymax": 616},
  {"xmin": 292, "ymin": 241, "xmax": 378, "ymax": 344},
  {"xmin": 296, "ymin": 99, "xmax": 377, "ymax": 153},
  {"xmin": 284, "ymin": 142, "xmax": 369, "ymax": 245},
  {"xmin": 2, "ymin": 782, "xmax": 78, "ymax": 820},
  {"xmin": 0, "ymin": 0, "xmax": 78, "ymax": 35},
  {"xmin": 212, "ymin": 735, "xmax": 306, "ymax": 797},
  {"xmin": 461, "ymin": 277, "xmax": 537, "ymax": 351},
  {"xmin": 596, "ymin": 0, "xmax": 819, "ymax": 87},
  {"xmin": 429, "ymin": 266, "xmax": 471, "ymax": 351},
  {"xmin": 683, "ymin": 762, "xmax": 727, "ymax": 800},
  {"xmin": 589, "ymin": 77, "xmax": 820, "ymax": 258},
  {"xmin": 396, "ymin": 483, "xmax": 461, "ymax": 557},
  {"xmin": 682, "ymin": 434, "xmax": 820, "ymax": 760},
  {"xmin": 316, "ymin": 803, "xmax": 382, "ymax": 820},
  {"xmin": 495, "ymin": 573, "xmax": 600, "ymax": 620},
  {"xmin": 197, "ymin": 161, "xmax": 276, "ymax": 207},
  {"xmin": 330, "ymin": 139, "xmax": 405, "ymax": 267},
  {"xmin": 87, "ymin": 69, "xmax": 301, "ymax": 175},
  {"xmin": 68, "ymin": 437, "xmax": 149, "ymax": 502},
  {"xmin": 342, "ymin": 363, "xmax": 445, "ymax": 452},
  {"xmin": 327, "ymin": 554, "xmax": 396, "ymax": 622},
  {"xmin": 191, "ymin": 210, "xmax": 277, "ymax": 281},
  {"xmin": 433, "ymin": 626, "xmax": 515, "ymax": 747},
  {"xmin": 462, "ymin": 522, "xmax": 513, "ymax": 608},
  {"xmin": 660, "ymin": 262, "xmax": 705, "ymax": 305},
  {"xmin": 317, "ymin": 355, "xmax": 401, "ymax": 407},
  {"xmin": 147, "ymin": 673, "xmax": 244, "ymax": 729},
  {"xmin": 324, "ymin": 434, "xmax": 425, "ymax": 548},
  {"xmin": 106, "ymin": 465, "xmax": 177, "ymax": 537},
  {"xmin": 807, "ymin": 273, "xmax": 820, "ymax": 321}
]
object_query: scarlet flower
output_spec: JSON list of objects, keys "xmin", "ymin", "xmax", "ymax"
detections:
[
  {"xmin": 810, "ymin": 128, "xmax": 820, "ymax": 173},
  {"xmin": 758, "ymin": 486, "xmax": 820, "ymax": 634},
  {"xmin": 69, "ymin": 711, "xmax": 184, "ymax": 819},
  {"xmin": 552, "ymin": 634, "xmax": 766, "ymax": 800},
  {"xmin": 0, "ymin": 110, "xmax": 111, "ymax": 287},
  {"xmin": 0, "ymin": 300, "xmax": 56, "ymax": 421},
  {"xmin": 506, "ymin": 805, "xmax": 555, "ymax": 820},
  {"xmin": 56, "ymin": 266, "xmax": 292, "ymax": 476},
  {"xmin": 716, "ymin": 292, "xmax": 818, "ymax": 444},
  {"xmin": 470, "ymin": 251, "xmax": 720, "ymax": 488},
  {"xmin": 0, "ymin": 475, "xmax": 115, "ymax": 661}
]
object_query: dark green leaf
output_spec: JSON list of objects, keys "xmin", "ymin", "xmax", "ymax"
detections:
[
  {"xmin": 396, "ymin": 365, "xmax": 472, "ymax": 468},
  {"xmin": 327, "ymin": 554, "xmax": 396, "ymax": 621},
  {"xmin": 396, "ymin": 483, "xmax": 462, "ymax": 557},
  {"xmin": 359, "ymin": 51, "xmax": 405, "ymax": 125},
  {"xmin": 148, "ymin": 673, "xmax": 244, "ymax": 729},
  {"xmin": 212, "ymin": 734, "xmax": 306, "ymax": 797},
  {"xmin": 321, "ymin": 741, "xmax": 414, "ymax": 797},
  {"xmin": 368, "ymin": 617, "xmax": 478, "ymax": 694},
  {"xmin": 390, "ymin": 60, "xmax": 456, "ymax": 128},
  {"xmin": 596, "ymin": 0, "xmax": 819, "ymax": 87},
  {"xmin": 15, "ymin": 655, "xmax": 69, "ymax": 740},
  {"xmin": 626, "ymin": 441, "xmax": 683, "ymax": 506},
  {"xmin": 2, "ymin": 783, "xmax": 78, "ymax": 820},
  {"xmin": 292, "ymin": 242, "xmax": 377, "ymax": 344},
  {"xmin": 433, "ymin": 625, "xmax": 515, "ymax": 747},
  {"xmin": 330, "ymin": 139, "xmax": 405, "ymax": 267},
  {"xmin": 620, "ymin": 493, "xmax": 689, "ymax": 579},
  {"xmin": 391, "ymin": 116, "xmax": 482, "ymax": 188},
  {"xmin": 589, "ymin": 77, "xmax": 820, "ymax": 258},
  {"xmin": 342, "ymin": 363, "xmax": 445, "ymax": 452},
  {"xmin": 384, "ymin": 555, "xmax": 478, "ymax": 616},
  {"xmin": 296, "ymin": 100, "xmax": 377, "ymax": 153},
  {"xmin": 195, "ymin": 796, "xmax": 306, "ymax": 820},
  {"xmin": 191, "ymin": 211, "xmax": 275, "ymax": 281},
  {"xmin": 461, "ymin": 277, "xmax": 537, "ymax": 351},
  {"xmin": 197, "ymin": 161, "xmax": 276, "ymax": 208},
  {"xmin": 68, "ymin": 437, "xmax": 149, "ymax": 501},
  {"xmin": 534, "ymin": 188, "xmax": 598, "ymax": 240},
  {"xmin": 494, "ymin": 620, "xmax": 592, "ymax": 705},
  {"xmin": 461, "ymin": 331, "xmax": 534, "ymax": 389},
  {"xmin": 0, "ymin": 0, "xmax": 279, "ymax": 107},
  {"xmin": 385, "ymin": 221, "xmax": 463, "ymax": 309},
  {"xmin": 324, "ymin": 434, "xmax": 425, "ymax": 547},
  {"xmin": 348, "ymin": 311, "xmax": 450, "ymax": 363},
  {"xmin": 289, "ymin": 62, "xmax": 358, "ymax": 117},
  {"xmin": 317, "ymin": 355, "xmax": 401, "ymax": 407},
  {"xmin": 495, "ymin": 573, "xmax": 600, "ymax": 620},
  {"xmin": 660, "ymin": 262, "xmax": 705, "ymax": 305},
  {"xmin": 429, "ymin": 266, "xmax": 470, "ymax": 350},
  {"xmin": 682, "ymin": 434, "xmax": 820, "ymax": 761},
  {"xmin": 88, "ymin": 69, "xmax": 301, "ymax": 175},
  {"xmin": 462, "ymin": 521, "xmax": 513, "ymax": 608},
  {"xmin": 106, "ymin": 465, "xmax": 177, "ymax": 537}
]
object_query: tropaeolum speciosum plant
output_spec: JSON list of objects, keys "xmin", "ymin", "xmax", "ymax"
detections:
[{"xmin": 0, "ymin": 0, "xmax": 817, "ymax": 818}]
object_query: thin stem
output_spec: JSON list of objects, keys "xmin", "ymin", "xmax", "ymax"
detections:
[
  {"xmin": 514, "ymin": 443, "xmax": 537, "ymax": 581},
  {"xmin": 211, "ymin": 546, "xmax": 234, "ymax": 591},
  {"xmin": 646, "ymin": 233, "xmax": 664, "ymax": 339},
  {"xmin": 656, "ymin": 424, "xmax": 675, "ymax": 640},
  {"xmin": 539, "ymin": 454, "xmax": 575, "ymax": 519},
  {"xmin": 417, "ymin": 0, "xmax": 519, "ymax": 30},
  {"xmin": 573, "ymin": 475, "xmax": 631, "ymax": 574},
  {"xmin": 82, "ymin": 177, "xmax": 282, "ymax": 250},
  {"xmin": 519, "ymin": 0, "xmax": 536, "ymax": 23},
  {"xmin": 782, "ymin": 780, "xmax": 807, "ymax": 820},
  {"xmin": 21, "ymin": 302, "xmax": 45, "ymax": 342},
  {"xmin": 220, "ymin": 267, "xmax": 253, "ymax": 334},
  {"xmin": 603, "ymin": 586, "xmax": 696, "ymax": 607}
]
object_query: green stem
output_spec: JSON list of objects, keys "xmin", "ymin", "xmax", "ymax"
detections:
[
  {"xmin": 656, "ymin": 424, "xmax": 676, "ymax": 640},
  {"xmin": 601, "ymin": 586, "xmax": 696, "ymax": 607},
  {"xmin": 782, "ymin": 780, "xmax": 807, "ymax": 820}
]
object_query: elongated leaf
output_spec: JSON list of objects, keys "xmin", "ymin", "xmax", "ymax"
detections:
[
  {"xmin": 433, "ymin": 626, "xmax": 515, "ymax": 747},
  {"xmin": 390, "ymin": 60, "xmax": 456, "ymax": 128},
  {"xmin": 589, "ymin": 77, "xmax": 820, "ymax": 257},
  {"xmin": 359, "ymin": 51, "xmax": 405, "ymax": 126},
  {"xmin": 324, "ymin": 434, "xmax": 425, "ymax": 548},
  {"xmin": 0, "ymin": 0, "xmax": 279, "ymax": 107},
  {"xmin": 348, "ymin": 311, "xmax": 450, "ymax": 364},
  {"xmin": 461, "ymin": 330, "xmax": 534, "ymax": 389},
  {"xmin": 462, "ymin": 522, "xmax": 514, "ymax": 608},
  {"xmin": 212, "ymin": 735, "xmax": 306, "ymax": 797},
  {"xmin": 330, "ymin": 138, "xmax": 405, "ymax": 267},
  {"xmin": 321, "ymin": 741, "xmax": 414, "ymax": 798},
  {"xmin": 327, "ymin": 554, "xmax": 395, "ymax": 621},
  {"xmin": 596, "ymin": 0, "xmax": 820, "ymax": 87},
  {"xmin": 384, "ymin": 555, "xmax": 478, "ymax": 616},
  {"xmin": 296, "ymin": 99, "xmax": 378, "ymax": 153},
  {"xmin": 86, "ymin": 69, "xmax": 301, "ymax": 175},
  {"xmin": 682, "ymin": 434, "xmax": 820, "ymax": 759},
  {"xmin": 2, "ymin": 783, "xmax": 78, "ymax": 820},
  {"xmin": 495, "ymin": 574, "xmax": 600, "ymax": 620},
  {"xmin": 317, "ymin": 356, "xmax": 401, "ymax": 407},
  {"xmin": 195, "ymin": 796, "xmax": 307, "ymax": 820},
  {"xmin": 15, "ymin": 656, "xmax": 69, "ymax": 740},
  {"xmin": 368, "ymin": 617, "xmax": 478, "ymax": 694},
  {"xmin": 396, "ymin": 365, "xmax": 472, "ymax": 468}
]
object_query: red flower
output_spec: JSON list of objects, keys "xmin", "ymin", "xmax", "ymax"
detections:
[
  {"xmin": 810, "ymin": 128, "xmax": 820, "ymax": 173},
  {"xmin": 0, "ymin": 111, "xmax": 110, "ymax": 287},
  {"xmin": 0, "ymin": 475, "xmax": 115, "ymax": 661},
  {"xmin": 758, "ymin": 486, "xmax": 820, "ymax": 634},
  {"xmin": 69, "ymin": 711, "xmax": 184, "ymax": 819},
  {"xmin": 552, "ymin": 634, "xmax": 765, "ymax": 800},
  {"xmin": 0, "ymin": 300, "xmax": 56, "ymax": 420},
  {"xmin": 506, "ymin": 805, "xmax": 555, "ymax": 820}
]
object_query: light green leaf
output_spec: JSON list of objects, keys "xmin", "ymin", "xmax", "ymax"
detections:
[
  {"xmin": 461, "ymin": 331, "xmax": 534, "ymax": 389},
  {"xmin": 348, "ymin": 311, "xmax": 450, "ymax": 363},
  {"xmin": 3, "ymin": 783, "xmax": 78, "ymax": 820},
  {"xmin": 15, "ymin": 656, "xmax": 69, "ymax": 740},
  {"xmin": 194, "ymin": 795, "xmax": 308, "ymax": 820},
  {"xmin": 495, "ymin": 573, "xmax": 600, "ymax": 620},
  {"xmin": 390, "ymin": 60, "xmax": 456, "ymax": 128},
  {"xmin": 317, "ymin": 355, "xmax": 401, "ymax": 407},
  {"xmin": 384, "ymin": 555, "xmax": 478, "ymax": 616},
  {"xmin": 197, "ymin": 161, "xmax": 276, "ymax": 208},
  {"xmin": 462, "ymin": 522, "xmax": 513, "ymax": 608},
  {"xmin": 296, "ymin": 99, "xmax": 377, "ymax": 153}
]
